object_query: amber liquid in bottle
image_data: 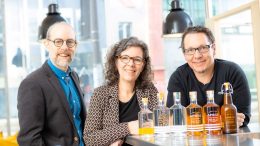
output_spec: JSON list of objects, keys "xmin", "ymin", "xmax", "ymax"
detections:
[
  {"xmin": 203, "ymin": 90, "xmax": 222, "ymax": 135},
  {"xmin": 221, "ymin": 82, "xmax": 238, "ymax": 134},
  {"xmin": 138, "ymin": 97, "xmax": 154, "ymax": 135},
  {"xmin": 186, "ymin": 91, "xmax": 203, "ymax": 136}
]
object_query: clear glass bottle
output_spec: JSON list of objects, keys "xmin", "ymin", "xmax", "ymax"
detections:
[
  {"xmin": 138, "ymin": 97, "xmax": 154, "ymax": 135},
  {"xmin": 169, "ymin": 92, "xmax": 187, "ymax": 136},
  {"xmin": 202, "ymin": 90, "xmax": 222, "ymax": 135},
  {"xmin": 186, "ymin": 91, "xmax": 203, "ymax": 136},
  {"xmin": 220, "ymin": 82, "xmax": 238, "ymax": 134},
  {"xmin": 153, "ymin": 92, "xmax": 170, "ymax": 135}
]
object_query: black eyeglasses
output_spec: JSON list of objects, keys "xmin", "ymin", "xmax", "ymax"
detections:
[
  {"xmin": 47, "ymin": 39, "xmax": 77, "ymax": 48},
  {"xmin": 183, "ymin": 44, "xmax": 213, "ymax": 55},
  {"xmin": 117, "ymin": 55, "xmax": 144, "ymax": 65}
]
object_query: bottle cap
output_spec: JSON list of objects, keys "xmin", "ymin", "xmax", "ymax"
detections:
[
  {"xmin": 189, "ymin": 91, "xmax": 197, "ymax": 101},
  {"xmin": 206, "ymin": 90, "xmax": 214, "ymax": 100},
  {"xmin": 173, "ymin": 92, "xmax": 181, "ymax": 101},
  {"xmin": 219, "ymin": 82, "xmax": 233, "ymax": 94},
  {"xmin": 157, "ymin": 92, "xmax": 164, "ymax": 102}
]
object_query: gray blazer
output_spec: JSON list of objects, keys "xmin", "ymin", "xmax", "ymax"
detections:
[{"xmin": 17, "ymin": 61, "xmax": 86, "ymax": 146}]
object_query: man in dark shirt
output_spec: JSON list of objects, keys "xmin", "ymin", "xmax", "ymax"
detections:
[{"xmin": 166, "ymin": 26, "xmax": 251, "ymax": 127}]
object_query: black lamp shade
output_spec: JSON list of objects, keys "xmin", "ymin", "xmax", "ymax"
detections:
[
  {"xmin": 38, "ymin": 3, "xmax": 66, "ymax": 40},
  {"xmin": 164, "ymin": 0, "xmax": 193, "ymax": 34}
]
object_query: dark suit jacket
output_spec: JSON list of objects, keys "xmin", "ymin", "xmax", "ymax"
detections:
[
  {"xmin": 83, "ymin": 84, "xmax": 158, "ymax": 146},
  {"xmin": 17, "ymin": 61, "xmax": 86, "ymax": 146}
]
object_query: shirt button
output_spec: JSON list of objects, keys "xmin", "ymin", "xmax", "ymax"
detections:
[{"xmin": 74, "ymin": 136, "xmax": 78, "ymax": 142}]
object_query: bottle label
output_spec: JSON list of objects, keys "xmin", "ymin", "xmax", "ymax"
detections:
[
  {"xmin": 204, "ymin": 123, "xmax": 222, "ymax": 130},
  {"xmin": 187, "ymin": 114, "xmax": 203, "ymax": 132},
  {"xmin": 208, "ymin": 115, "xmax": 219, "ymax": 123},
  {"xmin": 187, "ymin": 124, "xmax": 203, "ymax": 131},
  {"xmin": 190, "ymin": 114, "xmax": 202, "ymax": 125},
  {"xmin": 223, "ymin": 109, "xmax": 237, "ymax": 130},
  {"xmin": 225, "ymin": 111, "xmax": 236, "ymax": 124}
]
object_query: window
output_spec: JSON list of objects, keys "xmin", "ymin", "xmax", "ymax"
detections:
[
  {"xmin": 0, "ymin": 0, "xmax": 105, "ymax": 136},
  {"xmin": 207, "ymin": 1, "xmax": 259, "ymax": 123},
  {"xmin": 163, "ymin": 0, "xmax": 206, "ymax": 26},
  {"xmin": 118, "ymin": 22, "xmax": 132, "ymax": 40}
]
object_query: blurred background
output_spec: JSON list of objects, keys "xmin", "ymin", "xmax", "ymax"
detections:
[{"xmin": 0, "ymin": 0, "xmax": 259, "ymax": 137}]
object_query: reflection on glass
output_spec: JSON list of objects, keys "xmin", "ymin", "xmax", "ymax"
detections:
[
  {"xmin": 171, "ymin": 136, "xmax": 187, "ymax": 146},
  {"xmin": 187, "ymin": 136, "xmax": 204, "ymax": 146},
  {"xmin": 209, "ymin": 0, "xmax": 254, "ymax": 17},
  {"xmin": 205, "ymin": 135, "xmax": 223, "ymax": 146},
  {"xmin": 223, "ymin": 135, "xmax": 239, "ymax": 146}
]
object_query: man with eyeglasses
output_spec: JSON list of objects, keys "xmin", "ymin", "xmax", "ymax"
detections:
[
  {"xmin": 17, "ymin": 22, "xmax": 86, "ymax": 146},
  {"xmin": 166, "ymin": 26, "xmax": 251, "ymax": 127}
]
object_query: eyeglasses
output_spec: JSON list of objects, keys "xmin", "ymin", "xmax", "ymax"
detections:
[
  {"xmin": 47, "ymin": 39, "xmax": 77, "ymax": 48},
  {"xmin": 117, "ymin": 55, "xmax": 144, "ymax": 65},
  {"xmin": 183, "ymin": 44, "xmax": 213, "ymax": 55}
]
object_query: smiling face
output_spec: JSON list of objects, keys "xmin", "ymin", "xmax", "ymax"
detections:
[
  {"xmin": 44, "ymin": 22, "xmax": 77, "ymax": 71},
  {"xmin": 116, "ymin": 46, "xmax": 145, "ymax": 84},
  {"xmin": 183, "ymin": 33, "xmax": 215, "ymax": 75}
]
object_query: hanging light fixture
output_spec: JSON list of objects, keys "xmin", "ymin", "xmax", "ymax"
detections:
[
  {"xmin": 164, "ymin": 0, "xmax": 193, "ymax": 34},
  {"xmin": 38, "ymin": 3, "xmax": 66, "ymax": 40}
]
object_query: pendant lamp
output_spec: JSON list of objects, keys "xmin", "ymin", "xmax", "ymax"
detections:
[
  {"xmin": 164, "ymin": 0, "xmax": 193, "ymax": 34},
  {"xmin": 38, "ymin": 3, "xmax": 66, "ymax": 40}
]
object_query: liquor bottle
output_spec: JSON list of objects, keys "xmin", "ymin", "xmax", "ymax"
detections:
[
  {"xmin": 169, "ymin": 92, "xmax": 187, "ymax": 136},
  {"xmin": 186, "ymin": 91, "xmax": 203, "ymax": 136},
  {"xmin": 138, "ymin": 97, "xmax": 154, "ymax": 135},
  {"xmin": 202, "ymin": 90, "xmax": 222, "ymax": 135},
  {"xmin": 153, "ymin": 92, "xmax": 170, "ymax": 135},
  {"xmin": 220, "ymin": 82, "xmax": 238, "ymax": 134}
]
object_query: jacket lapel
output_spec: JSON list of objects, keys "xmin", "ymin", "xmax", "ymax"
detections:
[
  {"xmin": 136, "ymin": 88, "xmax": 156, "ymax": 110},
  {"xmin": 108, "ymin": 84, "xmax": 120, "ymax": 123},
  {"xmin": 136, "ymin": 89, "xmax": 143, "ymax": 109},
  {"xmin": 42, "ymin": 62, "xmax": 75, "ymax": 125}
]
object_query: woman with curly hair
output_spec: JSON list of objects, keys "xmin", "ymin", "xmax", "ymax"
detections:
[{"xmin": 83, "ymin": 37, "xmax": 158, "ymax": 146}]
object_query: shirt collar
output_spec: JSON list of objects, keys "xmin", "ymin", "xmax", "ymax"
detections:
[{"xmin": 47, "ymin": 59, "xmax": 72, "ymax": 79}]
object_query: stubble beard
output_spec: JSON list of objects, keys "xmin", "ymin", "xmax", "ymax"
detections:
[
  {"xmin": 57, "ymin": 59, "xmax": 71, "ymax": 68},
  {"xmin": 55, "ymin": 55, "xmax": 73, "ymax": 70}
]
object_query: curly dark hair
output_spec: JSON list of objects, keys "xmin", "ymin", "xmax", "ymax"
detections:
[
  {"xmin": 104, "ymin": 37, "xmax": 153, "ymax": 89},
  {"xmin": 180, "ymin": 26, "xmax": 215, "ymax": 52}
]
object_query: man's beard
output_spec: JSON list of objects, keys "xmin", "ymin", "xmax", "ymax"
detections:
[
  {"xmin": 56, "ymin": 59, "xmax": 71, "ymax": 68},
  {"xmin": 55, "ymin": 55, "xmax": 73, "ymax": 69}
]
